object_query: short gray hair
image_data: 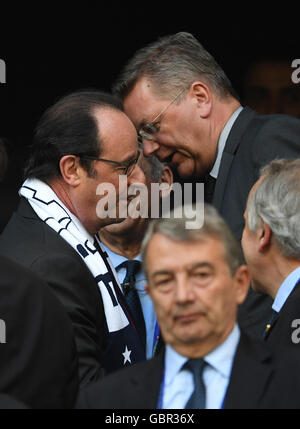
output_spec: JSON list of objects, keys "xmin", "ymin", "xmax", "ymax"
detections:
[
  {"xmin": 146, "ymin": 155, "xmax": 165, "ymax": 182},
  {"xmin": 141, "ymin": 204, "xmax": 244, "ymax": 276},
  {"xmin": 113, "ymin": 32, "xmax": 239, "ymax": 101},
  {"xmin": 247, "ymin": 158, "xmax": 300, "ymax": 258}
]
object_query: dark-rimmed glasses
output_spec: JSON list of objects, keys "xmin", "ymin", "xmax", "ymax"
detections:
[
  {"xmin": 79, "ymin": 149, "xmax": 140, "ymax": 176},
  {"xmin": 139, "ymin": 88, "xmax": 185, "ymax": 141}
]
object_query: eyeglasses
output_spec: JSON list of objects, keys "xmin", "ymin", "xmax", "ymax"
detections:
[
  {"xmin": 139, "ymin": 88, "xmax": 185, "ymax": 141},
  {"xmin": 79, "ymin": 149, "xmax": 140, "ymax": 176}
]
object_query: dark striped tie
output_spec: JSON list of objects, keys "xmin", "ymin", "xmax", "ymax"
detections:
[
  {"xmin": 184, "ymin": 358, "xmax": 207, "ymax": 409},
  {"xmin": 117, "ymin": 260, "xmax": 146, "ymax": 347}
]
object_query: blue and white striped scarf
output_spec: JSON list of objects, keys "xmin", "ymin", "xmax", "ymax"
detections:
[{"xmin": 19, "ymin": 178, "xmax": 145, "ymax": 371}]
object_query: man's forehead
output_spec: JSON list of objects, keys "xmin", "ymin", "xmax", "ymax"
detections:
[
  {"xmin": 93, "ymin": 106, "xmax": 126, "ymax": 124},
  {"xmin": 124, "ymin": 79, "xmax": 164, "ymax": 126},
  {"xmin": 93, "ymin": 107, "xmax": 136, "ymax": 136},
  {"xmin": 93, "ymin": 107, "xmax": 138, "ymax": 157},
  {"xmin": 130, "ymin": 78, "xmax": 158, "ymax": 98},
  {"xmin": 146, "ymin": 233, "xmax": 225, "ymax": 263}
]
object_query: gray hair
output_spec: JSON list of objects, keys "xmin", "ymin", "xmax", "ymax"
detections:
[
  {"xmin": 146, "ymin": 155, "xmax": 165, "ymax": 182},
  {"xmin": 113, "ymin": 32, "xmax": 239, "ymax": 101},
  {"xmin": 247, "ymin": 158, "xmax": 300, "ymax": 258},
  {"xmin": 141, "ymin": 204, "xmax": 244, "ymax": 276}
]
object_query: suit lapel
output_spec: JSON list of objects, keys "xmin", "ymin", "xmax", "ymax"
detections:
[
  {"xmin": 128, "ymin": 352, "xmax": 164, "ymax": 408},
  {"xmin": 18, "ymin": 197, "xmax": 41, "ymax": 219},
  {"xmin": 263, "ymin": 311, "xmax": 279, "ymax": 340},
  {"xmin": 265, "ymin": 280, "xmax": 300, "ymax": 341},
  {"xmin": 213, "ymin": 107, "xmax": 257, "ymax": 211},
  {"xmin": 224, "ymin": 333, "xmax": 274, "ymax": 409}
]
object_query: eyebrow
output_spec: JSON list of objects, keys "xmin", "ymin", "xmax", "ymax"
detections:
[
  {"xmin": 151, "ymin": 262, "xmax": 214, "ymax": 279},
  {"xmin": 119, "ymin": 149, "xmax": 139, "ymax": 166},
  {"xmin": 151, "ymin": 270, "xmax": 172, "ymax": 280},
  {"xmin": 188, "ymin": 262, "xmax": 214, "ymax": 271},
  {"xmin": 139, "ymin": 114, "xmax": 161, "ymax": 130}
]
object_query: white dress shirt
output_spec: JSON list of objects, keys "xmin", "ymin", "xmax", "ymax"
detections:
[
  {"xmin": 161, "ymin": 324, "xmax": 240, "ymax": 409},
  {"xmin": 272, "ymin": 266, "xmax": 300, "ymax": 313},
  {"xmin": 210, "ymin": 106, "xmax": 244, "ymax": 179}
]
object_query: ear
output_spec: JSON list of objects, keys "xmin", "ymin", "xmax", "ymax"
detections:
[
  {"xmin": 59, "ymin": 155, "xmax": 82, "ymax": 187},
  {"xmin": 258, "ymin": 221, "xmax": 272, "ymax": 252},
  {"xmin": 158, "ymin": 165, "xmax": 173, "ymax": 199},
  {"xmin": 160, "ymin": 165, "xmax": 173, "ymax": 187},
  {"xmin": 233, "ymin": 265, "xmax": 251, "ymax": 306},
  {"xmin": 189, "ymin": 81, "xmax": 212, "ymax": 118}
]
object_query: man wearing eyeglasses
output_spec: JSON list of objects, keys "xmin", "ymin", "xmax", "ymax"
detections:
[
  {"xmin": 113, "ymin": 32, "xmax": 300, "ymax": 339},
  {"xmin": 0, "ymin": 90, "xmax": 147, "ymax": 387}
]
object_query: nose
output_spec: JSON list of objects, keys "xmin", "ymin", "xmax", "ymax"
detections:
[
  {"xmin": 143, "ymin": 138, "xmax": 160, "ymax": 157},
  {"xmin": 127, "ymin": 163, "xmax": 146, "ymax": 186},
  {"xmin": 174, "ymin": 274, "xmax": 195, "ymax": 304}
]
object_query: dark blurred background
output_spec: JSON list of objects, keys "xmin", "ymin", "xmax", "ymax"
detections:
[{"xmin": 0, "ymin": 5, "xmax": 299, "ymax": 230}]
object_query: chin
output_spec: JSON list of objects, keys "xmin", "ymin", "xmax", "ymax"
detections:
[
  {"xmin": 176, "ymin": 162, "xmax": 202, "ymax": 180},
  {"xmin": 174, "ymin": 165, "xmax": 193, "ymax": 180}
]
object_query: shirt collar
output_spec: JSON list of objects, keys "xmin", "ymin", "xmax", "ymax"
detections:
[
  {"xmin": 100, "ymin": 241, "xmax": 142, "ymax": 268},
  {"xmin": 204, "ymin": 324, "xmax": 240, "ymax": 378},
  {"xmin": 272, "ymin": 266, "xmax": 300, "ymax": 313},
  {"xmin": 164, "ymin": 324, "xmax": 240, "ymax": 384},
  {"xmin": 164, "ymin": 345, "xmax": 188, "ymax": 386},
  {"xmin": 210, "ymin": 106, "xmax": 244, "ymax": 179}
]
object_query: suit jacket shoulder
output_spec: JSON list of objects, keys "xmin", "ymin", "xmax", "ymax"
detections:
[
  {"xmin": 0, "ymin": 393, "xmax": 29, "ymax": 409},
  {"xmin": 266, "ymin": 280, "xmax": 300, "ymax": 348},
  {"xmin": 0, "ymin": 198, "xmax": 106, "ymax": 386},
  {"xmin": 215, "ymin": 107, "xmax": 300, "ymax": 239},
  {"xmin": 224, "ymin": 332, "xmax": 300, "ymax": 409},
  {"xmin": 0, "ymin": 254, "xmax": 78, "ymax": 408},
  {"xmin": 76, "ymin": 352, "xmax": 164, "ymax": 409}
]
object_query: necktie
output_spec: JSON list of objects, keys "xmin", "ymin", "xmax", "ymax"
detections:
[
  {"xmin": 184, "ymin": 358, "xmax": 207, "ymax": 409},
  {"xmin": 204, "ymin": 174, "xmax": 216, "ymax": 204},
  {"xmin": 263, "ymin": 309, "xmax": 278, "ymax": 339},
  {"xmin": 117, "ymin": 260, "xmax": 146, "ymax": 346}
]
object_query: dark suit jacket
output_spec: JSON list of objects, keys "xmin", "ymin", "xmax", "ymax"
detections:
[
  {"xmin": 212, "ymin": 107, "xmax": 300, "ymax": 338},
  {"xmin": 76, "ymin": 333, "xmax": 300, "ymax": 409},
  {"xmin": 265, "ymin": 280, "xmax": 300, "ymax": 347},
  {"xmin": 0, "ymin": 198, "xmax": 106, "ymax": 387},
  {"xmin": 0, "ymin": 394, "xmax": 28, "ymax": 409},
  {"xmin": 0, "ymin": 254, "xmax": 78, "ymax": 408}
]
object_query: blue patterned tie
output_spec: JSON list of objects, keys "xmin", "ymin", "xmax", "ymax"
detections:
[
  {"xmin": 117, "ymin": 260, "xmax": 146, "ymax": 347},
  {"xmin": 184, "ymin": 358, "xmax": 207, "ymax": 409}
]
